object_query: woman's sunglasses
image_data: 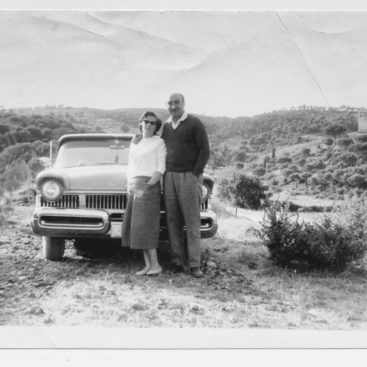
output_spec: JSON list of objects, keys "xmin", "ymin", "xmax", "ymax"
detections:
[{"xmin": 142, "ymin": 119, "xmax": 157, "ymax": 126}]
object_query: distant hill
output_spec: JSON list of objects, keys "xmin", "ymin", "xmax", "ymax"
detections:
[{"xmin": 1, "ymin": 104, "xmax": 366, "ymax": 199}]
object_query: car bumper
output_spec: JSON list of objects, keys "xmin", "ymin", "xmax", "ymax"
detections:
[{"xmin": 31, "ymin": 208, "xmax": 218, "ymax": 239}]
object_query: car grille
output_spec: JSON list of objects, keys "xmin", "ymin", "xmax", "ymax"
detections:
[
  {"xmin": 40, "ymin": 195, "xmax": 79, "ymax": 209},
  {"xmin": 40, "ymin": 194, "xmax": 204, "ymax": 211},
  {"xmin": 86, "ymin": 194, "xmax": 127, "ymax": 209}
]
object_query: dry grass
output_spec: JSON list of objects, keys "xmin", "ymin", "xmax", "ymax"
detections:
[
  {"xmin": 206, "ymin": 211, "xmax": 367, "ymax": 329},
  {"xmin": 1, "ymin": 202, "xmax": 367, "ymax": 329}
]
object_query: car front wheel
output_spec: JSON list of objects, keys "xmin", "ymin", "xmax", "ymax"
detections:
[{"xmin": 42, "ymin": 236, "xmax": 65, "ymax": 261}]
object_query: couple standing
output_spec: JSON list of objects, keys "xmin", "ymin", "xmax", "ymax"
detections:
[{"xmin": 121, "ymin": 93, "xmax": 210, "ymax": 278}]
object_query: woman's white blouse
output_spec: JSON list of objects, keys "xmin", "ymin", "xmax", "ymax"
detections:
[{"xmin": 127, "ymin": 135, "xmax": 167, "ymax": 181}]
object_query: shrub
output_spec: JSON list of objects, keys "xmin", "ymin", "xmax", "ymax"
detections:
[
  {"xmin": 332, "ymin": 169, "xmax": 345, "ymax": 183},
  {"xmin": 303, "ymin": 159, "xmax": 325, "ymax": 172},
  {"xmin": 347, "ymin": 174, "xmax": 367, "ymax": 189},
  {"xmin": 284, "ymin": 168, "xmax": 296, "ymax": 177},
  {"xmin": 337, "ymin": 137, "xmax": 354, "ymax": 147},
  {"xmin": 277, "ymin": 156, "xmax": 292, "ymax": 164},
  {"xmin": 235, "ymin": 151, "xmax": 247, "ymax": 162},
  {"xmin": 323, "ymin": 172, "xmax": 333, "ymax": 181},
  {"xmin": 307, "ymin": 176, "xmax": 319, "ymax": 186},
  {"xmin": 324, "ymin": 150, "xmax": 333, "ymax": 160},
  {"xmin": 0, "ymin": 159, "xmax": 31, "ymax": 191},
  {"xmin": 295, "ymin": 157, "xmax": 307, "ymax": 167},
  {"xmin": 217, "ymin": 172, "xmax": 268, "ymax": 210},
  {"xmin": 356, "ymin": 134, "xmax": 367, "ymax": 143},
  {"xmin": 299, "ymin": 172, "xmax": 312, "ymax": 183},
  {"xmin": 289, "ymin": 173, "xmax": 300, "ymax": 182},
  {"xmin": 331, "ymin": 152, "xmax": 358, "ymax": 168},
  {"xmin": 0, "ymin": 124, "xmax": 10, "ymax": 134},
  {"xmin": 348, "ymin": 142, "xmax": 367, "ymax": 156},
  {"xmin": 324, "ymin": 123, "xmax": 347, "ymax": 138},
  {"xmin": 260, "ymin": 203, "xmax": 367, "ymax": 272},
  {"xmin": 27, "ymin": 157, "xmax": 45, "ymax": 178},
  {"xmin": 253, "ymin": 167, "xmax": 266, "ymax": 176},
  {"xmin": 324, "ymin": 137, "xmax": 334, "ymax": 146}
]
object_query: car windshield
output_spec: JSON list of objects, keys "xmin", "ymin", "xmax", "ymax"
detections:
[{"xmin": 54, "ymin": 139, "xmax": 131, "ymax": 168}]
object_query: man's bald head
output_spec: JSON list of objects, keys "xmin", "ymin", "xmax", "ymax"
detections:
[{"xmin": 167, "ymin": 93, "xmax": 186, "ymax": 121}]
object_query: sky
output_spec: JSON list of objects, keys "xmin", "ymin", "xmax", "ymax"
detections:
[{"xmin": 1, "ymin": 9, "xmax": 367, "ymax": 117}]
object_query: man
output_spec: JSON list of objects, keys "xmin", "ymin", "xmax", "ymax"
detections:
[{"xmin": 161, "ymin": 93, "xmax": 210, "ymax": 278}]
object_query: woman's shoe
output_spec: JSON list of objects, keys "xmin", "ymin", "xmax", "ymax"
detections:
[
  {"xmin": 135, "ymin": 267, "xmax": 150, "ymax": 276},
  {"xmin": 147, "ymin": 266, "xmax": 162, "ymax": 276}
]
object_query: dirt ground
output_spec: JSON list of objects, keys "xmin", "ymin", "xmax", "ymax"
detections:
[{"xmin": 1, "ymin": 203, "xmax": 367, "ymax": 329}]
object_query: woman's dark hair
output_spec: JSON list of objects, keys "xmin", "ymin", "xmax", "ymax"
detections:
[{"xmin": 139, "ymin": 111, "xmax": 162, "ymax": 135}]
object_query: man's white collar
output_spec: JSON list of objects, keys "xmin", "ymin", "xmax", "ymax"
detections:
[{"xmin": 167, "ymin": 111, "xmax": 188, "ymax": 124}]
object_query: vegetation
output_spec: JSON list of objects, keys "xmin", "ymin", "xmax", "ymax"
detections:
[
  {"xmin": 217, "ymin": 171, "xmax": 268, "ymax": 210},
  {"xmin": 260, "ymin": 200, "xmax": 367, "ymax": 272}
]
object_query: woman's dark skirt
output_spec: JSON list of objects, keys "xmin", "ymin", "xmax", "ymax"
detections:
[{"xmin": 121, "ymin": 176, "xmax": 161, "ymax": 250}]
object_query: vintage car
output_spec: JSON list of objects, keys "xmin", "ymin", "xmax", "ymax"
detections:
[{"xmin": 31, "ymin": 133, "xmax": 218, "ymax": 260}]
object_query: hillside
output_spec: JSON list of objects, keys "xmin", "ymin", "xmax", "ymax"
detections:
[{"xmin": 0, "ymin": 105, "xmax": 366, "ymax": 201}]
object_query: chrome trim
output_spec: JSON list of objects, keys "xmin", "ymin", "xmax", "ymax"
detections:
[
  {"xmin": 86, "ymin": 194, "xmax": 127, "ymax": 210},
  {"xmin": 31, "ymin": 208, "xmax": 109, "ymax": 236},
  {"xmin": 40, "ymin": 194, "xmax": 79, "ymax": 209}
]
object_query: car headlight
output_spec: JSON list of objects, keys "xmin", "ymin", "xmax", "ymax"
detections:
[
  {"xmin": 41, "ymin": 180, "xmax": 62, "ymax": 201},
  {"xmin": 201, "ymin": 183, "xmax": 209, "ymax": 203}
]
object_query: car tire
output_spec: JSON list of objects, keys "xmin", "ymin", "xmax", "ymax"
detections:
[{"xmin": 42, "ymin": 236, "xmax": 65, "ymax": 261}]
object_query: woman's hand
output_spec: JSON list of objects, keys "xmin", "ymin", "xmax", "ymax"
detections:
[{"xmin": 147, "ymin": 171, "xmax": 163, "ymax": 185}]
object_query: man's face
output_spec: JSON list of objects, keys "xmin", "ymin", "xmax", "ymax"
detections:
[{"xmin": 168, "ymin": 94, "xmax": 185, "ymax": 119}]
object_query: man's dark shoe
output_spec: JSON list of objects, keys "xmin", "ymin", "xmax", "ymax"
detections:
[
  {"xmin": 190, "ymin": 267, "xmax": 204, "ymax": 278},
  {"xmin": 171, "ymin": 264, "xmax": 184, "ymax": 274}
]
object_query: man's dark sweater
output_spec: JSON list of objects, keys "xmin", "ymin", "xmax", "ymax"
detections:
[{"xmin": 161, "ymin": 114, "xmax": 210, "ymax": 176}]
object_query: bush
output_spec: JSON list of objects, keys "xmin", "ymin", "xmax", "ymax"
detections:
[
  {"xmin": 260, "ymin": 203, "xmax": 367, "ymax": 272},
  {"xmin": 0, "ymin": 159, "xmax": 31, "ymax": 191},
  {"xmin": 277, "ymin": 156, "xmax": 292, "ymax": 164},
  {"xmin": 337, "ymin": 137, "xmax": 354, "ymax": 147},
  {"xmin": 347, "ymin": 174, "xmax": 367, "ymax": 189},
  {"xmin": 289, "ymin": 173, "xmax": 300, "ymax": 182},
  {"xmin": 324, "ymin": 150, "xmax": 333, "ymax": 160},
  {"xmin": 331, "ymin": 152, "xmax": 358, "ymax": 168},
  {"xmin": 324, "ymin": 137, "xmax": 334, "ymax": 146},
  {"xmin": 356, "ymin": 134, "xmax": 367, "ymax": 143},
  {"xmin": 27, "ymin": 157, "xmax": 45, "ymax": 178},
  {"xmin": 303, "ymin": 159, "xmax": 325, "ymax": 172},
  {"xmin": 253, "ymin": 167, "xmax": 266, "ymax": 176},
  {"xmin": 348, "ymin": 142, "xmax": 367, "ymax": 156},
  {"xmin": 324, "ymin": 123, "xmax": 347, "ymax": 138},
  {"xmin": 299, "ymin": 172, "xmax": 312, "ymax": 183},
  {"xmin": 218, "ymin": 172, "xmax": 268, "ymax": 210}
]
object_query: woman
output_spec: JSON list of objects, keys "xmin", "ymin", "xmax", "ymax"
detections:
[{"xmin": 121, "ymin": 111, "xmax": 166, "ymax": 276}]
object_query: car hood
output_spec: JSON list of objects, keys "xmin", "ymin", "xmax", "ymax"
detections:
[{"xmin": 38, "ymin": 165, "xmax": 128, "ymax": 192}]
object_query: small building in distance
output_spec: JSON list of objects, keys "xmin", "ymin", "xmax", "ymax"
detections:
[{"xmin": 357, "ymin": 109, "xmax": 367, "ymax": 132}]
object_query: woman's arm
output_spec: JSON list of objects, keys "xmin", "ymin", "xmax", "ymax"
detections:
[{"xmin": 147, "ymin": 139, "xmax": 167, "ymax": 185}]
